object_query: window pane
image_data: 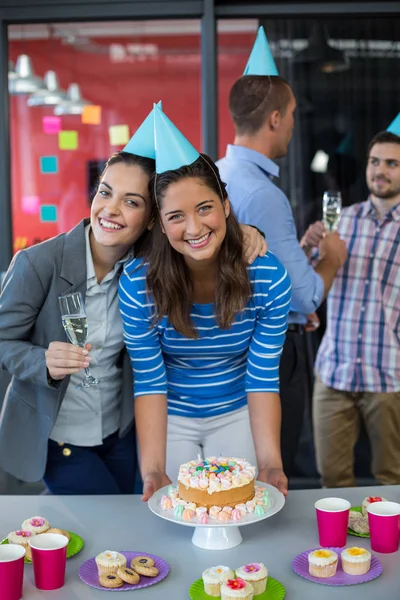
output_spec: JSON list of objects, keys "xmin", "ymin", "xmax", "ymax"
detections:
[{"xmin": 8, "ymin": 20, "xmax": 201, "ymax": 250}]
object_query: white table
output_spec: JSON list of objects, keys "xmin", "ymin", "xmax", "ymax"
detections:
[{"xmin": 1, "ymin": 486, "xmax": 399, "ymax": 599}]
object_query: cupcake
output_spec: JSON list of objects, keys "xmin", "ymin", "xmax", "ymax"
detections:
[
  {"xmin": 235, "ymin": 563, "xmax": 268, "ymax": 595},
  {"xmin": 95, "ymin": 551, "xmax": 127, "ymax": 576},
  {"xmin": 341, "ymin": 547, "xmax": 371, "ymax": 575},
  {"xmin": 308, "ymin": 549, "xmax": 338, "ymax": 578},
  {"xmin": 45, "ymin": 528, "xmax": 71, "ymax": 541},
  {"xmin": 202, "ymin": 566, "xmax": 235, "ymax": 597},
  {"xmin": 7, "ymin": 530, "xmax": 35, "ymax": 560},
  {"xmin": 21, "ymin": 516, "xmax": 50, "ymax": 534},
  {"xmin": 361, "ymin": 496, "xmax": 387, "ymax": 516},
  {"xmin": 221, "ymin": 578, "xmax": 253, "ymax": 600},
  {"xmin": 348, "ymin": 511, "xmax": 369, "ymax": 535}
]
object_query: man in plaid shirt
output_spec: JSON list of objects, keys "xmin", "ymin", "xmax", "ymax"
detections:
[{"xmin": 302, "ymin": 129, "xmax": 400, "ymax": 487}]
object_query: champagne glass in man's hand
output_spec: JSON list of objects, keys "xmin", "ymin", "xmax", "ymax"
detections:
[
  {"xmin": 322, "ymin": 190, "xmax": 342, "ymax": 232},
  {"xmin": 58, "ymin": 292, "xmax": 99, "ymax": 389}
]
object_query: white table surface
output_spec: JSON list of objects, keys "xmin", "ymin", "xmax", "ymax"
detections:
[{"xmin": 2, "ymin": 485, "xmax": 399, "ymax": 599}]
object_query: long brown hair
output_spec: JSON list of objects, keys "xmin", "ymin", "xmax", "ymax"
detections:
[{"xmin": 146, "ymin": 154, "xmax": 251, "ymax": 338}]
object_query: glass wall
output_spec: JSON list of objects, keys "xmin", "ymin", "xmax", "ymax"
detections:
[
  {"xmin": 217, "ymin": 17, "xmax": 400, "ymax": 235},
  {"xmin": 8, "ymin": 20, "xmax": 201, "ymax": 250}
]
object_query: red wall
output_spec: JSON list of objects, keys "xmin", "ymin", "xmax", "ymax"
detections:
[{"xmin": 9, "ymin": 32, "xmax": 252, "ymax": 250}]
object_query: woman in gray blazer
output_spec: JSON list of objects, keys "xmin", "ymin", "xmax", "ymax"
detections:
[{"xmin": 0, "ymin": 155, "xmax": 266, "ymax": 495}]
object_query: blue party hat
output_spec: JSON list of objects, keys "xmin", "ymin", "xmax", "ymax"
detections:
[
  {"xmin": 387, "ymin": 113, "xmax": 400, "ymax": 137},
  {"xmin": 153, "ymin": 103, "xmax": 200, "ymax": 173},
  {"xmin": 243, "ymin": 26, "xmax": 278, "ymax": 76},
  {"xmin": 123, "ymin": 101, "xmax": 162, "ymax": 159}
]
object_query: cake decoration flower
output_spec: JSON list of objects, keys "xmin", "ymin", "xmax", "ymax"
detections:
[
  {"xmin": 243, "ymin": 563, "xmax": 261, "ymax": 573},
  {"xmin": 30, "ymin": 518, "xmax": 45, "ymax": 527},
  {"xmin": 227, "ymin": 578, "xmax": 246, "ymax": 590}
]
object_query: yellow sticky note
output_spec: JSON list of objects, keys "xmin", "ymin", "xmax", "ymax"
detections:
[
  {"xmin": 82, "ymin": 105, "xmax": 102, "ymax": 125},
  {"xmin": 109, "ymin": 125, "xmax": 129, "ymax": 146},
  {"xmin": 59, "ymin": 131, "xmax": 78, "ymax": 150}
]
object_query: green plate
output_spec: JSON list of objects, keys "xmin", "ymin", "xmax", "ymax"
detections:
[
  {"xmin": 348, "ymin": 506, "xmax": 370, "ymax": 538},
  {"xmin": 189, "ymin": 577, "xmax": 285, "ymax": 600},
  {"xmin": 1, "ymin": 531, "xmax": 84, "ymax": 563}
]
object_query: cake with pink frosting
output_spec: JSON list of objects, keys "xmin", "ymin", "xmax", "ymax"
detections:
[{"xmin": 177, "ymin": 457, "xmax": 256, "ymax": 509}]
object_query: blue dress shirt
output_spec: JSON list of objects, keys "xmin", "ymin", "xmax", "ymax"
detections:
[{"xmin": 217, "ymin": 145, "xmax": 324, "ymax": 323}]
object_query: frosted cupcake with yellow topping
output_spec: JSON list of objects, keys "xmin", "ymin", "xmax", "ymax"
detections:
[
  {"xmin": 202, "ymin": 565, "xmax": 234, "ymax": 596},
  {"xmin": 341, "ymin": 547, "xmax": 371, "ymax": 575},
  {"xmin": 95, "ymin": 551, "xmax": 127, "ymax": 576},
  {"xmin": 308, "ymin": 549, "xmax": 338, "ymax": 578},
  {"xmin": 235, "ymin": 563, "xmax": 268, "ymax": 595}
]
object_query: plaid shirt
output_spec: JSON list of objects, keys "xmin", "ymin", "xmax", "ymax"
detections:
[{"xmin": 316, "ymin": 198, "xmax": 400, "ymax": 392}]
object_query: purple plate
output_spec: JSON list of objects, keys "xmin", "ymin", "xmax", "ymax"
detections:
[
  {"xmin": 79, "ymin": 551, "xmax": 169, "ymax": 591},
  {"xmin": 292, "ymin": 547, "xmax": 383, "ymax": 586}
]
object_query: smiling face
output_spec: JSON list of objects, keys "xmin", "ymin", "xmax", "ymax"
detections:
[
  {"xmin": 90, "ymin": 162, "xmax": 151, "ymax": 252},
  {"xmin": 159, "ymin": 177, "xmax": 230, "ymax": 268},
  {"xmin": 366, "ymin": 142, "xmax": 400, "ymax": 200}
]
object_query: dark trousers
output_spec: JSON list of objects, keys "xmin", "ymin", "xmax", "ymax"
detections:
[
  {"xmin": 279, "ymin": 331, "xmax": 307, "ymax": 477},
  {"xmin": 44, "ymin": 427, "xmax": 137, "ymax": 495}
]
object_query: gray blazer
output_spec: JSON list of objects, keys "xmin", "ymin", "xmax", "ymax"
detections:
[{"xmin": 0, "ymin": 219, "xmax": 134, "ymax": 482}]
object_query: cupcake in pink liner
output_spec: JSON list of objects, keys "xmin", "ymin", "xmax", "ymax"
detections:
[
  {"xmin": 21, "ymin": 516, "xmax": 50, "ymax": 535},
  {"xmin": 161, "ymin": 495, "xmax": 173, "ymax": 510},
  {"xmin": 221, "ymin": 577, "xmax": 253, "ymax": 600},
  {"xmin": 209, "ymin": 506, "xmax": 222, "ymax": 519},
  {"xmin": 235, "ymin": 563, "xmax": 268, "ymax": 595},
  {"xmin": 231, "ymin": 509, "xmax": 243, "ymax": 521}
]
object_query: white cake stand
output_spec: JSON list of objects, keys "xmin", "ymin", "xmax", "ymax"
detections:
[{"xmin": 148, "ymin": 481, "xmax": 285, "ymax": 550}]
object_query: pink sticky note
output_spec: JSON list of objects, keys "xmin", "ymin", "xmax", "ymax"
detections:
[
  {"xmin": 43, "ymin": 116, "xmax": 61, "ymax": 135},
  {"xmin": 21, "ymin": 195, "xmax": 40, "ymax": 215}
]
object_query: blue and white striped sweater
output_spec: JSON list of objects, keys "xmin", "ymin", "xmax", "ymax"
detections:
[{"xmin": 119, "ymin": 253, "xmax": 291, "ymax": 418}]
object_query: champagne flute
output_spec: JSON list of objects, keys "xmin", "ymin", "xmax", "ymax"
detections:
[
  {"xmin": 58, "ymin": 292, "xmax": 99, "ymax": 389},
  {"xmin": 322, "ymin": 190, "xmax": 342, "ymax": 232}
]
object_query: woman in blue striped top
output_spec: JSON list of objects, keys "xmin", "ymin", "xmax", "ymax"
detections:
[{"xmin": 119, "ymin": 112, "xmax": 291, "ymax": 501}]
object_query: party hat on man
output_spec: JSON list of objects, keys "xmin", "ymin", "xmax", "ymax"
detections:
[
  {"xmin": 123, "ymin": 100, "xmax": 162, "ymax": 159},
  {"xmin": 243, "ymin": 26, "xmax": 278, "ymax": 76},
  {"xmin": 153, "ymin": 103, "xmax": 200, "ymax": 173},
  {"xmin": 386, "ymin": 113, "xmax": 400, "ymax": 137}
]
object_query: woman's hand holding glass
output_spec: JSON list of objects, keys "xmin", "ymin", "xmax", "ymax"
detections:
[{"xmin": 45, "ymin": 341, "xmax": 92, "ymax": 381}]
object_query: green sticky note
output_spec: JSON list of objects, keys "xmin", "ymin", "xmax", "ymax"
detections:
[
  {"xmin": 40, "ymin": 205, "xmax": 58, "ymax": 222},
  {"xmin": 40, "ymin": 156, "xmax": 58, "ymax": 174},
  {"xmin": 58, "ymin": 131, "xmax": 78, "ymax": 150}
]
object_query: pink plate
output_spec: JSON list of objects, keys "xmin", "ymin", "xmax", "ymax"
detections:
[
  {"xmin": 292, "ymin": 547, "xmax": 382, "ymax": 586},
  {"xmin": 78, "ymin": 551, "xmax": 169, "ymax": 591}
]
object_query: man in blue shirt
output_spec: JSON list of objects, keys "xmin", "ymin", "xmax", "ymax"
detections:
[{"xmin": 217, "ymin": 75, "xmax": 347, "ymax": 477}]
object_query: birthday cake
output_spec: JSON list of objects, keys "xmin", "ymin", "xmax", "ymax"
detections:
[{"xmin": 177, "ymin": 457, "xmax": 256, "ymax": 509}]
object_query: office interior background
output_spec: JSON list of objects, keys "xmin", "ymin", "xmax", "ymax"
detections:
[{"xmin": 0, "ymin": 0, "xmax": 399, "ymax": 493}]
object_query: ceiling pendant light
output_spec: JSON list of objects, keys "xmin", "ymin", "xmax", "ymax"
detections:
[
  {"xmin": 27, "ymin": 70, "xmax": 67, "ymax": 106},
  {"xmin": 8, "ymin": 54, "xmax": 45, "ymax": 95},
  {"xmin": 293, "ymin": 24, "xmax": 350, "ymax": 74},
  {"xmin": 53, "ymin": 83, "xmax": 90, "ymax": 116}
]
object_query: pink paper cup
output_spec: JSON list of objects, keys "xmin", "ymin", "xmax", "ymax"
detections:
[
  {"xmin": 29, "ymin": 533, "xmax": 68, "ymax": 590},
  {"xmin": 367, "ymin": 501, "xmax": 400, "ymax": 553},
  {"xmin": 315, "ymin": 497, "xmax": 351, "ymax": 547},
  {"xmin": 0, "ymin": 544, "xmax": 25, "ymax": 600}
]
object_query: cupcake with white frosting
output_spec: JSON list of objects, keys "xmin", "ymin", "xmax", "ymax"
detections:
[
  {"xmin": 221, "ymin": 578, "xmax": 253, "ymax": 600},
  {"xmin": 21, "ymin": 516, "xmax": 50, "ymax": 535},
  {"xmin": 235, "ymin": 563, "xmax": 268, "ymax": 595},
  {"xmin": 202, "ymin": 565, "xmax": 234, "ymax": 596},
  {"xmin": 341, "ymin": 547, "xmax": 371, "ymax": 575},
  {"xmin": 308, "ymin": 549, "xmax": 338, "ymax": 578},
  {"xmin": 7, "ymin": 530, "xmax": 35, "ymax": 560},
  {"xmin": 95, "ymin": 551, "xmax": 127, "ymax": 576}
]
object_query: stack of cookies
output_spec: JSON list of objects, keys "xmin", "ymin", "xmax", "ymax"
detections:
[{"xmin": 95, "ymin": 551, "xmax": 159, "ymax": 589}]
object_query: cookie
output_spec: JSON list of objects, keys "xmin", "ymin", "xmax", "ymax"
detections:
[
  {"xmin": 117, "ymin": 567, "xmax": 140, "ymax": 585},
  {"xmin": 131, "ymin": 556, "xmax": 155, "ymax": 568},
  {"xmin": 99, "ymin": 574, "xmax": 124, "ymax": 588},
  {"xmin": 133, "ymin": 564, "xmax": 159, "ymax": 577}
]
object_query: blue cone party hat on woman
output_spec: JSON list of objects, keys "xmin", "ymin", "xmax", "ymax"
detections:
[
  {"xmin": 243, "ymin": 26, "xmax": 278, "ymax": 76},
  {"xmin": 387, "ymin": 113, "xmax": 400, "ymax": 137},
  {"xmin": 153, "ymin": 103, "xmax": 200, "ymax": 173},
  {"xmin": 123, "ymin": 101, "xmax": 162, "ymax": 159}
]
